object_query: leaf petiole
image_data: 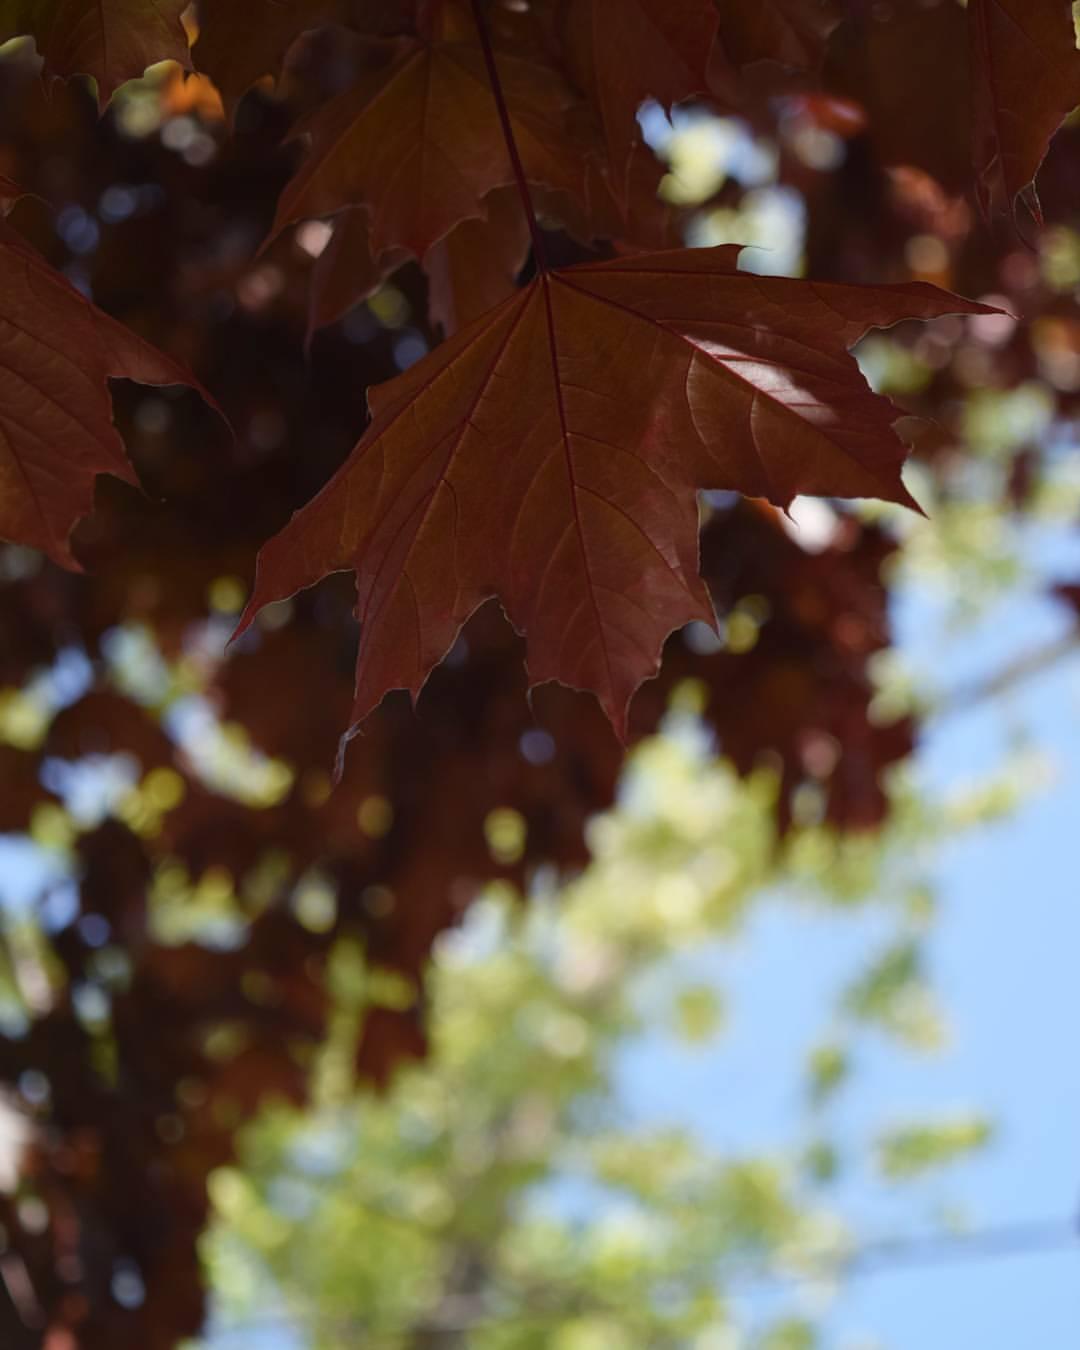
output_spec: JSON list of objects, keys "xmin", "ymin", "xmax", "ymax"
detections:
[{"xmin": 469, "ymin": 0, "xmax": 548, "ymax": 273}]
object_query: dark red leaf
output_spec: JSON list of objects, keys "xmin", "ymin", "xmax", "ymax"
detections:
[
  {"xmin": 968, "ymin": 0, "xmax": 1080, "ymax": 219},
  {"xmin": 240, "ymin": 246, "xmax": 991, "ymax": 741},
  {"xmin": 270, "ymin": 24, "xmax": 584, "ymax": 260},
  {"xmin": 0, "ymin": 222, "xmax": 216, "ymax": 566},
  {"xmin": 0, "ymin": 0, "xmax": 191, "ymax": 108}
]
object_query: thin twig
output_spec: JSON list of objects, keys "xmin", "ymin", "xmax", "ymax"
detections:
[
  {"xmin": 838, "ymin": 1217, "xmax": 1078, "ymax": 1280},
  {"xmin": 206, "ymin": 1214, "xmax": 1079, "ymax": 1343},
  {"xmin": 930, "ymin": 629, "xmax": 1080, "ymax": 722}
]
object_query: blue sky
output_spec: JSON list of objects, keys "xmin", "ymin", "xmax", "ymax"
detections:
[{"xmin": 614, "ymin": 527, "xmax": 1080, "ymax": 1348}]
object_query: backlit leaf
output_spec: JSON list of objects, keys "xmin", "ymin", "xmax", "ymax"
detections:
[
  {"xmin": 968, "ymin": 0, "xmax": 1080, "ymax": 219},
  {"xmin": 0, "ymin": 0, "xmax": 191, "ymax": 107},
  {"xmin": 271, "ymin": 26, "xmax": 584, "ymax": 260},
  {"xmin": 0, "ymin": 222, "xmax": 213, "ymax": 566},
  {"xmin": 240, "ymin": 246, "xmax": 991, "ymax": 743}
]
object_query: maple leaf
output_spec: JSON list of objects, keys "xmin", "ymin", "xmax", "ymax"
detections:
[
  {"xmin": 630, "ymin": 502, "xmax": 912, "ymax": 833},
  {"xmin": 425, "ymin": 187, "xmax": 531, "ymax": 335},
  {"xmin": 194, "ymin": 0, "xmax": 349, "ymax": 116},
  {"xmin": 306, "ymin": 208, "xmax": 408, "ymax": 336},
  {"xmin": 193, "ymin": 0, "xmax": 416, "ymax": 117},
  {"xmin": 0, "ymin": 222, "xmax": 214, "ymax": 567},
  {"xmin": 239, "ymin": 245, "xmax": 992, "ymax": 743},
  {"xmin": 305, "ymin": 188, "xmax": 527, "ymax": 338},
  {"xmin": 0, "ymin": 0, "xmax": 191, "ymax": 108},
  {"xmin": 714, "ymin": 0, "xmax": 842, "ymax": 74},
  {"xmin": 562, "ymin": 0, "xmax": 717, "ymax": 188},
  {"xmin": 967, "ymin": 0, "xmax": 1080, "ymax": 219},
  {"xmin": 270, "ymin": 24, "xmax": 585, "ymax": 260},
  {"xmin": 538, "ymin": 139, "xmax": 681, "ymax": 256},
  {"xmin": 825, "ymin": 0, "xmax": 972, "ymax": 199}
]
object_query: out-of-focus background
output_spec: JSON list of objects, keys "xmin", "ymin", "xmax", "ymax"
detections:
[{"xmin": 0, "ymin": 9, "xmax": 1079, "ymax": 1349}]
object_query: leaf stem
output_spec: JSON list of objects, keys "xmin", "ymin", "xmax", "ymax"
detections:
[
  {"xmin": 469, "ymin": 0, "xmax": 548, "ymax": 273},
  {"xmin": 416, "ymin": 0, "xmax": 443, "ymax": 41}
]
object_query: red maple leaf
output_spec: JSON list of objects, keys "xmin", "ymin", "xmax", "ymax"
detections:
[
  {"xmin": 193, "ymin": 0, "xmax": 417, "ymax": 117},
  {"xmin": 968, "ymin": 0, "xmax": 1080, "ymax": 219},
  {"xmin": 239, "ymin": 244, "xmax": 991, "ymax": 742},
  {"xmin": 564, "ymin": 0, "xmax": 717, "ymax": 185},
  {"xmin": 714, "ymin": 0, "xmax": 842, "ymax": 73},
  {"xmin": 270, "ymin": 18, "xmax": 585, "ymax": 260},
  {"xmin": 0, "ymin": 220, "xmax": 214, "ymax": 566},
  {"xmin": 0, "ymin": 0, "xmax": 192, "ymax": 108},
  {"xmin": 306, "ymin": 187, "xmax": 528, "ymax": 339}
]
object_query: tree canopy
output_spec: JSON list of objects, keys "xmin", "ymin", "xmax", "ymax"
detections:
[{"xmin": 1, "ymin": 1, "xmax": 1080, "ymax": 1346}]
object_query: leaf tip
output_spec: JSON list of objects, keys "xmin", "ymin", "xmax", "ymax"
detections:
[
  {"xmin": 332, "ymin": 723, "xmax": 363, "ymax": 787},
  {"xmin": 230, "ymin": 594, "xmax": 261, "ymax": 648}
]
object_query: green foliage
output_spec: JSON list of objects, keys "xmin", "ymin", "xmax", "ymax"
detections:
[
  {"xmin": 194, "ymin": 722, "xmax": 1007, "ymax": 1349},
  {"xmin": 876, "ymin": 1119, "xmax": 995, "ymax": 1181}
]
